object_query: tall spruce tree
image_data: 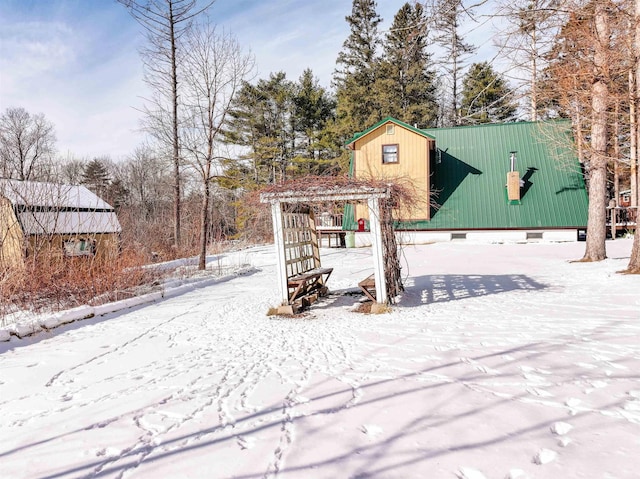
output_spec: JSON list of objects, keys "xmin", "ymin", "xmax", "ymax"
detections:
[
  {"xmin": 334, "ymin": 0, "xmax": 383, "ymax": 137},
  {"xmin": 460, "ymin": 62, "xmax": 518, "ymax": 124},
  {"xmin": 377, "ymin": 2, "xmax": 438, "ymax": 127},
  {"xmin": 291, "ymin": 69, "xmax": 338, "ymax": 175}
]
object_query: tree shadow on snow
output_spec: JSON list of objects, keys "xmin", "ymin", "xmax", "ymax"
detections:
[
  {"xmin": 13, "ymin": 322, "xmax": 639, "ymax": 479},
  {"xmin": 399, "ymin": 274, "xmax": 547, "ymax": 307}
]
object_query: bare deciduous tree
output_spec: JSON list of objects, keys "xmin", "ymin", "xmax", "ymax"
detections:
[
  {"xmin": 181, "ymin": 20, "xmax": 254, "ymax": 270},
  {"xmin": 118, "ymin": 0, "xmax": 215, "ymax": 250},
  {"xmin": 495, "ymin": 0, "xmax": 562, "ymax": 121},
  {"xmin": 582, "ymin": 1, "xmax": 611, "ymax": 262},
  {"xmin": 626, "ymin": 0, "xmax": 640, "ymax": 272},
  {"xmin": 429, "ymin": 0, "xmax": 479, "ymax": 126},
  {"xmin": 0, "ymin": 107, "xmax": 56, "ymax": 181}
]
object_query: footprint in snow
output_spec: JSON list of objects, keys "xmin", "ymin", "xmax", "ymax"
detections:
[
  {"xmin": 533, "ymin": 448, "xmax": 557, "ymax": 465},
  {"xmin": 360, "ymin": 424, "xmax": 383, "ymax": 438},
  {"xmin": 550, "ymin": 421, "xmax": 573, "ymax": 436},
  {"xmin": 236, "ymin": 436, "xmax": 255, "ymax": 450},
  {"xmin": 506, "ymin": 469, "xmax": 531, "ymax": 479},
  {"xmin": 527, "ymin": 387, "xmax": 554, "ymax": 398},
  {"xmin": 623, "ymin": 400, "xmax": 640, "ymax": 412},
  {"xmin": 557, "ymin": 437, "xmax": 572, "ymax": 448},
  {"xmin": 565, "ymin": 397, "xmax": 582, "ymax": 414},
  {"xmin": 455, "ymin": 467, "xmax": 486, "ymax": 479}
]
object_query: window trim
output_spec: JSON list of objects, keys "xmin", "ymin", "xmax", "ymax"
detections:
[
  {"xmin": 382, "ymin": 143, "xmax": 399, "ymax": 164},
  {"xmin": 63, "ymin": 237, "xmax": 95, "ymax": 257}
]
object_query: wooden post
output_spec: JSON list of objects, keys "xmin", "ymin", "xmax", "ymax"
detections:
[
  {"xmin": 270, "ymin": 201, "xmax": 289, "ymax": 305},
  {"xmin": 367, "ymin": 197, "xmax": 387, "ymax": 304}
]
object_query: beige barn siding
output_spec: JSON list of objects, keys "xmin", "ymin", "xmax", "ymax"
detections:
[
  {"xmin": 26, "ymin": 233, "xmax": 120, "ymax": 261},
  {"xmin": 0, "ymin": 198, "xmax": 26, "ymax": 269},
  {"xmin": 353, "ymin": 123, "xmax": 432, "ymax": 222}
]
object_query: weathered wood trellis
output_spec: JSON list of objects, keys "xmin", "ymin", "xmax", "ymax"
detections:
[{"xmin": 260, "ymin": 185, "xmax": 403, "ymax": 314}]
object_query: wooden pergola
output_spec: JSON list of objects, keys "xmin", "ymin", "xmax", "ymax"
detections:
[{"xmin": 260, "ymin": 186, "xmax": 392, "ymax": 310}]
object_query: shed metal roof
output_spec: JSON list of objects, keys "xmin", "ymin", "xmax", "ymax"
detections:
[
  {"xmin": 0, "ymin": 179, "xmax": 114, "ymax": 210},
  {"xmin": 346, "ymin": 120, "xmax": 588, "ymax": 230},
  {"xmin": 1, "ymin": 179, "xmax": 121, "ymax": 235},
  {"xmin": 18, "ymin": 211, "xmax": 122, "ymax": 235}
]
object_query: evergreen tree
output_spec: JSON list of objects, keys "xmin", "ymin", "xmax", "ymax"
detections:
[
  {"xmin": 334, "ymin": 0, "xmax": 383, "ymax": 137},
  {"xmin": 81, "ymin": 158, "xmax": 111, "ymax": 198},
  {"xmin": 460, "ymin": 62, "xmax": 518, "ymax": 124},
  {"xmin": 291, "ymin": 69, "xmax": 338, "ymax": 175},
  {"xmin": 222, "ymin": 72, "xmax": 295, "ymax": 185},
  {"xmin": 377, "ymin": 2, "xmax": 438, "ymax": 127}
]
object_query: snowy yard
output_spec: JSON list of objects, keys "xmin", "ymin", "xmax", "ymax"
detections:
[{"xmin": 1, "ymin": 239, "xmax": 639, "ymax": 479}]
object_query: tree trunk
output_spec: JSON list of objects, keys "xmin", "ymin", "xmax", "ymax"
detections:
[
  {"xmin": 198, "ymin": 179, "xmax": 210, "ymax": 271},
  {"xmin": 630, "ymin": 68, "xmax": 637, "ymax": 207},
  {"xmin": 635, "ymin": 0, "xmax": 640, "ymax": 209},
  {"xmin": 582, "ymin": 4, "xmax": 609, "ymax": 262},
  {"xmin": 626, "ymin": 0, "xmax": 640, "ymax": 272},
  {"xmin": 530, "ymin": 24, "xmax": 538, "ymax": 122},
  {"xmin": 170, "ymin": 2, "xmax": 181, "ymax": 249}
]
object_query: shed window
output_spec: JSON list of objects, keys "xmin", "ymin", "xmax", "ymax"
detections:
[
  {"xmin": 63, "ymin": 238, "xmax": 95, "ymax": 257},
  {"xmin": 386, "ymin": 124, "xmax": 395, "ymax": 135},
  {"xmin": 382, "ymin": 144, "xmax": 399, "ymax": 164}
]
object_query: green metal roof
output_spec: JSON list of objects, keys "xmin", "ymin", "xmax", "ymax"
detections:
[
  {"xmin": 345, "ymin": 120, "xmax": 588, "ymax": 230},
  {"xmin": 345, "ymin": 116, "xmax": 436, "ymax": 147}
]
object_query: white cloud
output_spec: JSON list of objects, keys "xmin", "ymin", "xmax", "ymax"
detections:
[{"xmin": 0, "ymin": 0, "xmax": 505, "ymax": 162}]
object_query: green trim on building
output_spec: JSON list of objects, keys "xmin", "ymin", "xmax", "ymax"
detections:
[
  {"xmin": 345, "ymin": 120, "xmax": 588, "ymax": 231},
  {"xmin": 345, "ymin": 116, "xmax": 436, "ymax": 147}
]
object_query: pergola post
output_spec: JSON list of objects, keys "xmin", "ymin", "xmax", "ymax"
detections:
[
  {"xmin": 367, "ymin": 197, "xmax": 388, "ymax": 304},
  {"xmin": 261, "ymin": 185, "xmax": 394, "ymax": 310},
  {"xmin": 270, "ymin": 200, "xmax": 289, "ymax": 305}
]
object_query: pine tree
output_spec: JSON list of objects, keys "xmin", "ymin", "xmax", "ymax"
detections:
[
  {"xmin": 81, "ymin": 158, "xmax": 111, "ymax": 198},
  {"xmin": 222, "ymin": 72, "xmax": 295, "ymax": 185},
  {"xmin": 460, "ymin": 62, "xmax": 518, "ymax": 124},
  {"xmin": 334, "ymin": 0, "xmax": 383, "ymax": 137},
  {"xmin": 377, "ymin": 2, "xmax": 438, "ymax": 128},
  {"xmin": 291, "ymin": 69, "xmax": 337, "ymax": 175}
]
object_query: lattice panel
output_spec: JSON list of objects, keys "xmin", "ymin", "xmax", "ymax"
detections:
[{"xmin": 282, "ymin": 211, "xmax": 320, "ymax": 278}]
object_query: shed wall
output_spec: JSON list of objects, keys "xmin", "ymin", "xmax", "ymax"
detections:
[
  {"xmin": 26, "ymin": 232, "xmax": 120, "ymax": 261},
  {"xmin": 353, "ymin": 123, "xmax": 431, "ymax": 222},
  {"xmin": 0, "ymin": 198, "xmax": 25, "ymax": 269}
]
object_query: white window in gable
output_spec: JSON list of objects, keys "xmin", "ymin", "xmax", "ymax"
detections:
[
  {"xmin": 386, "ymin": 124, "xmax": 395, "ymax": 135},
  {"xmin": 382, "ymin": 144, "xmax": 399, "ymax": 164}
]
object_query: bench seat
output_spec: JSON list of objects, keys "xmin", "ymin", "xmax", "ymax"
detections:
[
  {"xmin": 358, "ymin": 274, "xmax": 376, "ymax": 302},
  {"xmin": 287, "ymin": 267, "xmax": 333, "ymax": 302}
]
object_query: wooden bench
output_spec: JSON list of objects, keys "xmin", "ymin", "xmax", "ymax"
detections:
[
  {"xmin": 288, "ymin": 267, "xmax": 333, "ymax": 303},
  {"xmin": 358, "ymin": 274, "xmax": 376, "ymax": 302}
]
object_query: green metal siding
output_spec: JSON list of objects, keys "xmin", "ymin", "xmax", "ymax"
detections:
[{"xmin": 345, "ymin": 120, "xmax": 588, "ymax": 230}]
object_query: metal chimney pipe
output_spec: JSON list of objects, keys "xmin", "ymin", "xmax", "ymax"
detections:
[{"xmin": 510, "ymin": 151, "xmax": 517, "ymax": 172}]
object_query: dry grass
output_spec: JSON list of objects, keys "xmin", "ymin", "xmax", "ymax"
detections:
[{"xmin": 0, "ymin": 248, "xmax": 162, "ymax": 325}]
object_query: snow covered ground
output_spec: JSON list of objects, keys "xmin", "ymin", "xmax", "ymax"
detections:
[{"xmin": 1, "ymin": 239, "xmax": 639, "ymax": 479}]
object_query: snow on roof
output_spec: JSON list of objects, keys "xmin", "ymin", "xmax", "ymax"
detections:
[
  {"xmin": 18, "ymin": 211, "xmax": 121, "ymax": 235},
  {"xmin": 0, "ymin": 179, "xmax": 114, "ymax": 210}
]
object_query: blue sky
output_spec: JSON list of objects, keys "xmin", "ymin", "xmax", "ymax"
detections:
[{"xmin": 0, "ymin": 0, "xmax": 500, "ymax": 160}]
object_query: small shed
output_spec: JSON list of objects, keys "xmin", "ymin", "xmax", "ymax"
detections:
[
  {"xmin": 0, "ymin": 179, "xmax": 121, "ymax": 268},
  {"xmin": 261, "ymin": 183, "xmax": 403, "ymax": 313}
]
